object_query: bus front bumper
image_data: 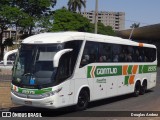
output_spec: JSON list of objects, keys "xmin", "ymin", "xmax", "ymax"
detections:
[{"xmin": 11, "ymin": 91, "xmax": 58, "ymax": 109}]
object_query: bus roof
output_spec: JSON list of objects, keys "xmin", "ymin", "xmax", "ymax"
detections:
[{"xmin": 22, "ymin": 31, "xmax": 156, "ymax": 48}]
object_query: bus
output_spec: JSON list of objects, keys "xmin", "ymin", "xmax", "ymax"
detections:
[{"xmin": 5, "ymin": 32, "xmax": 157, "ymax": 110}]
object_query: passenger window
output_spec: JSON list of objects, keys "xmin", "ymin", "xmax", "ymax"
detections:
[
  {"xmin": 112, "ymin": 44, "xmax": 121, "ymax": 62},
  {"xmin": 80, "ymin": 41, "xmax": 156, "ymax": 66},
  {"xmin": 99, "ymin": 43, "xmax": 112, "ymax": 62},
  {"xmin": 80, "ymin": 41, "xmax": 98, "ymax": 67}
]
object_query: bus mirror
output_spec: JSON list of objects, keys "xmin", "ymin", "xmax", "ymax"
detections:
[
  {"xmin": 3, "ymin": 49, "xmax": 18, "ymax": 66},
  {"xmin": 53, "ymin": 49, "xmax": 73, "ymax": 67}
]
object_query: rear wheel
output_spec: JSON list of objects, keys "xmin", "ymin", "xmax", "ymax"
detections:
[
  {"xmin": 133, "ymin": 82, "xmax": 141, "ymax": 97},
  {"xmin": 140, "ymin": 82, "xmax": 147, "ymax": 95},
  {"xmin": 76, "ymin": 90, "xmax": 89, "ymax": 111}
]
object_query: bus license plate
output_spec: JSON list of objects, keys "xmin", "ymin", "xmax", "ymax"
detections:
[{"xmin": 24, "ymin": 101, "xmax": 32, "ymax": 105}]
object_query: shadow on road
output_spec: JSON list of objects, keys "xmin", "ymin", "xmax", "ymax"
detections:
[
  {"xmin": 9, "ymin": 90, "xmax": 153, "ymax": 117},
  {"xmin": 88, "ymin": 90, "xmax": 153, "ymax": 109}
]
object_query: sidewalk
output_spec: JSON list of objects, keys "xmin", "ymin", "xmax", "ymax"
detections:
[{"xmin": 0, "ymin": 82, "xmax": 16, "ymax": 109}]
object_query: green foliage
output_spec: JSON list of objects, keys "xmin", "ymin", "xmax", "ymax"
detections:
[
  {"xmin": 37, "ymin": 14, "xmax": 54, "ymax": 32},
  {"xmin": 50, "ymin": 9, "xmax": 115, "ymax": 36},
  {"xmin": 10, "ymin": 0, "xmax": 57, "ymax": 34},
  {"xmin": 0, "ymin": 0, "xmax": 10, "ymax": 6},
  {"xmin": 0, "ymin": 5, "xmax": 26, "ymax": 57},
  {"xmin": 0, "ymin": 5, "xmax": 29, "ymax": 27},
  {"xmin": 97, "ymin": 22, "xmax": 115, "ymax": 36},
  {"xmin": 12, "ymin": 0, "xmax": 57, "ymax": 17},
  {"xmin": 0, "ymin": 0, "xmax": 57, "ymax": 58},
  {"xmin": 51, "ymin": 9, "xmax": 92, "ymax": 32}
]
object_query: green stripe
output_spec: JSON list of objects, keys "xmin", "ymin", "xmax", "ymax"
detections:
[
  {"xmin": 17, "ymin": 87, "xmax": 52, "ymax": 95},
  {"xmin": 128, "ymin": 65, "xmax": 133, "ymax": 74},
  {"xmin": 87, "ymin": 66, "xmax": 92, "ymax": 78},
  {"xmin": 139, "ymin": 65, "xmax": 143, "ymax": 74},
  {"xmin": 125, "ymin": 76, "xmax": 129, "ymax": 85},
  {"xmin": 138, "ymin": 65, "xmax": 157, "ymax": 74},
  {"xmin": 87, "ymin": 64, "xmax": 157, "ymax": 78}
]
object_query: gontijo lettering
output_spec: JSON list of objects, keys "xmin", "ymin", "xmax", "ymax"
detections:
[
  {"xmin": 97, "ymin": 68, "xmax": 117, "ymax": 75},
  {"xmin": 87, "ymin": 66, "xmax": 122, "ymax": 78}
]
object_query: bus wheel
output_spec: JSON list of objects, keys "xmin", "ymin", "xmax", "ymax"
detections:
[
  {"xmin": 76, "ymin": 90, "xmax": 89, "ymax": 111},
  {"xmin": 140, "ymin": 82, "xmax": 147, "ymax": 95},
  {"xmin": 133, "ymin": 81, "xmax": 141, "ymax": 97}
]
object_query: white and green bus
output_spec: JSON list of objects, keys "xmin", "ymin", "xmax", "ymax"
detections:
[{"xmin": 6, "ymin": 32, "xmax": 157, "ymax": 110}]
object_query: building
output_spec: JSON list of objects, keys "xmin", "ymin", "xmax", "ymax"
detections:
[
  {"xmin": 2, "ymin": 29, "xmax": 16, "ymax": 41},
  {"xmin": 80, "ymin": 11, "xmax": 125, "ymax": 31}
]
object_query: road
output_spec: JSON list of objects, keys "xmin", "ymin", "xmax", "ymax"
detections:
[{"xmin": 1, "ymin": 68, "xmax": 160, "ymax": 120}]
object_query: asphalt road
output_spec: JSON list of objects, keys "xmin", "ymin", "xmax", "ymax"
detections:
[{"xmin": 1, "ymin": 68, "xmax": 160, "ymax": 120}]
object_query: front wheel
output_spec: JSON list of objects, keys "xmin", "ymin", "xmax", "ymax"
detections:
[
  {"xmin": 76, "ymin": 90, "xmax": 89, "ymax": 111},
  {"xmin": 133, "ymin": 82, "xmax": 141, "ymax": 97}
]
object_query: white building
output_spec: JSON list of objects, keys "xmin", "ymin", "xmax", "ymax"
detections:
[{"xmin": 80, "ymin": 11, "xmax": 125, "ymax": 31}]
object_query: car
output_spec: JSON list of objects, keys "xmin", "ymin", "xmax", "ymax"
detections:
[{"xmin": 0, "ymin": 60, "xmax": 14, "ymax": 66}]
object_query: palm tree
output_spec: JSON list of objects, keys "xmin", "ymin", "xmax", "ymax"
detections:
[
  {"xmin": 130, "ymin": 23, "xmax": 140, "ymax": 28},
  {"xmin": 68, "ymin": 0, "xmax": 86, "ymax": 12}
]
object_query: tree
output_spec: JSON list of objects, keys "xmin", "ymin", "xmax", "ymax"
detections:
[
  {"xmin": 50, "ymin": 9, "xmax": 115, "ymax": 36},
  {"xmin": 50, "ymin": 9, "xmax": 92, "ymax": 32},
  {"xmin": 130, "ymin": 23, "xmax": 140, "ymax": 28},
  {"xmin": 0, "ymin": 5, "xmax": 27, "ymax": 58},
  {"xmin": 36, "ymin": 14, "xmax": 54, "ymax": 33},
  {"xmin": 68, "ymin": 0, "xmax": 86, "ymax": 12},
  {"xmin": 97, "ymin": 22, "xmax": 115, "ymax": 36},
  {"xmin": 0, "ymin": 0, "xmax": 57, "ymax": 58},
  {"xmin": 12, "ymin": 0, "xmax": 57, "ymax": 35}
]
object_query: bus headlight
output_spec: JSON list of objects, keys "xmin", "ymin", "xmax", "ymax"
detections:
[{"xmin": 42, "ymin": 87, "xmax": 62, "ymax": 97}]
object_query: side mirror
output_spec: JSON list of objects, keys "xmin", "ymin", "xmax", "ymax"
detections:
[
  {"xmin": 3, "ymin": 49, "xmax": 18, "ymax": 66},
  {"xmin": 53, "ymin": 49, "xmax": 73, "ymax": 67}
]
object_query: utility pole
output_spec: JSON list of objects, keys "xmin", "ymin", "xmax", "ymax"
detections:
[
  {"xmin": 94, "ymin": 0, "xmax": 98, "ymax": 34},
  {"xmin": 129, "ymin": 27, "xmax": 134, "ymax": 40},
  {"xmin": 84, "ymin": 0, "xmax": 86, "ymax": 17}
]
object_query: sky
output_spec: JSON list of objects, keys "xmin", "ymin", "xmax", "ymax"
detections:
[{"xmin": 53, "ymin": 0, "xmax": 160, "ymax": 29}]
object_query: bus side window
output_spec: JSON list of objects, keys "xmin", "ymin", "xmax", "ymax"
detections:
[
  {"xmin": 99, "ymin": 43, "xmax": 112, "ymax": 62},
  {"xmin": 80, "ymin": 46, "xmax": 90, "ymax": 67},
  {"xmin": 112, "ymin": 44, "xmax": 121, "ymax": 62},
  {"xmin": 80, "ymin": 41, "xmax": 98, "ymax": 67}
]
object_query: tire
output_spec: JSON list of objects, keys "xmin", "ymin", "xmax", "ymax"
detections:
[
  {"xmin": 76, "ymin": 90, "xmax": 89, "ymax": 111},
  {"xmin": 140, "ymin": 82, "xmax": 147, "ymax": 95},
  {"xmin": 133, "ymin": 82, "xmax": 141, "ymax": 97}
]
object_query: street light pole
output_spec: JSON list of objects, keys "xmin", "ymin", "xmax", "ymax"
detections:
[
  {"xmin": 94, "ymin": 0, "xmax": 98, "ymax": 34},
  {"xmin": 84, "ymin": 0, "xmax": 86, "ymax": 17}
]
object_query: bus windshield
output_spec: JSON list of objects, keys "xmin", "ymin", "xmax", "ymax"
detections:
[{"xmin": 12, "ymin": 44, "xmax": 63, "ymax": 88}]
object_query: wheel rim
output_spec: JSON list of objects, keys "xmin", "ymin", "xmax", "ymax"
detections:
[
  {"xmin": 78, "ymin": 92, "xmax": 88, "ymax": 107},
  {"xmin": 143, "ymin": 84, "xmax": 147, "ymax": 93},
  {"xmin": 135, "ymin": 83, "xmax": 140, "ymax": 95}
]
